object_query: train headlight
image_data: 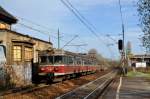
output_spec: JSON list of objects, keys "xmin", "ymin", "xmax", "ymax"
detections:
[
  {"xmin": 54, "ymin": 67, "xmax": 59, "ymax": 71},
  {"xmin": 41, "ymin": 67, "xmax": 45, "ymax": 71}
]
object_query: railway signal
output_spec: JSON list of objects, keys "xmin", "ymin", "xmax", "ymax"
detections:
[{"xmin": 118, "ymin": 39, "xmax": 123, "ymax": 51}]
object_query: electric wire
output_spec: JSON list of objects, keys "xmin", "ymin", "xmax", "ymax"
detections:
[
  {"xmin": 60, "ymin": 0, "xmax": 115, "ymax": 60},
  {"xmin": 62, "ymin": 0, "xmax": 118, "ymax": 45},
  {"xmin": 18, "ymin": 22, "xmax": 88, "ymax": 51}
]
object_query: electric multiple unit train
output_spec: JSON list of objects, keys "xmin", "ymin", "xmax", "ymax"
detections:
[{"xmin": 35, "ymin": 49, "xmax": 98, "ymax": 83}]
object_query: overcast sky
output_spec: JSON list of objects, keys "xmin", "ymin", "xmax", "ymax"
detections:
[{"xmin": 0, "ymin": 0, "xmax": 143, "ymax": 59}]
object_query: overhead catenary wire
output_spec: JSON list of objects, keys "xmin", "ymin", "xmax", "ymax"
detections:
[
  {"xmin": 18, "ymin": 16, "xmax": 71, "ymax": 37},
  {"xmin": 65, "ymin": 0, "xmax": 98, "ymax": 31},
  {"xmin": 62, "ymin": 35, "xmax": 78, "ymax": 48},
  {"xmin": 60, "ymin": 0, "xmax": 116, "ymax": 66},
  {"xmin": 13, "ymin": 1, "xmax": 115, "ymax": 59},
  {"xmin": 60, "ymin": 0, "xmax": 100, "ymax": 39},
  {"xmin": 16, "ymin": 10, "xmax": 115, "ymax": 56},
  {"xmin": 118, "ymin": 0, "xmax": 127, "ymax": 71},
  {"xmin": 16, "ymin": 16, "xmax": 89, "ymax": 48},
  {"xmin": 18, "ymin": 23, "xmax": 48, "ymax": 35},
  {"xmin": 1, "ymin": 0, "xmax": 117, "ymax": 56},
  {"xmin": 15, "ymin": 1, "xmax": 115, "ymax": 60},
  {"xmin": 60, "ymin": 0, "xmax": 115, "ymax": 60},
  {"xmin": 17, "ymin": 16, "xmax": 56, "ymax": 32},
  {"xmin": 18, "ymin": 22, "xmax": 88, "ymax": 51},
  {"xmin": 118, "ymin": 0, "xmax": 125, "ymax": 53},
  {"xmin": 18, "ymin": 23, "xmax": 74, "ymax": 44},
  {"xmin": 118, "ymin": 0, "xmax": 125, "ymax": 47},
  {"xmin": 17, "ymin": 16, "xmax": 80, "ymax": 38},
  {"xmin": 61, "ymin": 0, "xmax": 118, "ymax": 45}
]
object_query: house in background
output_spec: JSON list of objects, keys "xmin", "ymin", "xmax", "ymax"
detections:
[
  {"xmin": 0, "ymin": 6, "xmax": 53, "ymax": 87},
  {"xmin": 130, "ymin": 54, "xmax": 150, "ymax": 67}
]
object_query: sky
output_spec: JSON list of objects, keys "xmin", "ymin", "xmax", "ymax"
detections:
[{"xmin": 0, "ymin": 0, "xmax": 144, "ymax": 59}]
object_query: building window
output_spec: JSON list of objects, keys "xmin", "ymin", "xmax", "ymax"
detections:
[
  {"xmin": 13, "ymin": 46, "xmax": 22, "ymax": 61},
  {"xmin": 25, "ymin": 47, "xmax": 32, "ymax": 61}
]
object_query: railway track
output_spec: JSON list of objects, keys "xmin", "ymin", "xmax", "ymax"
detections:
[
  {"xmin": 0, "ymin": 70, "xmax": 113, "ymax": 99},
  {"xmin": 56, "ymin": 71, "xmax": 117, "ymax": 99}
]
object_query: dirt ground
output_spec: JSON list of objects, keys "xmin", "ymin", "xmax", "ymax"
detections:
[{"xmin": 1, "ymin": 70, "xmax": 109, "ymax": 99}]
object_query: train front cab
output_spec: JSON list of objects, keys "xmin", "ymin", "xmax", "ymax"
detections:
[
  {"xmin": 38, "ymin": 55, "xmax": 75, "ymax": 82},
  {"xmin": 38, "ymin": 55, "xmax": 55, "ymax": 83}
]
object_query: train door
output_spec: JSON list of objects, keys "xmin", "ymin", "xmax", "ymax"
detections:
[{"xmin": 0, "ymin": 45, "xmax": 6, "ymax": 86}]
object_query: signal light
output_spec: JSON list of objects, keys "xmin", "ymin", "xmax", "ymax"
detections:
[{"xmin": 118, "ymin": 39, "xmax": 123, "ymax": 50}]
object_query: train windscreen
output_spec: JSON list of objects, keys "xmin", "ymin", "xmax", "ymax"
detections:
[
  {"xmin": 54, "ymin": 56, "xmax": 62, "ymax": 64},
  {"xmin": 40, "ymin": 56, "xmax": 63, "ymax": 65},
  {"xmin": 48, "ymin": 56, "xmax": 54, "ymax": 64},
  {"xmin": 40, "ymin": 56, "xmax": 47, "ymax": 64}
]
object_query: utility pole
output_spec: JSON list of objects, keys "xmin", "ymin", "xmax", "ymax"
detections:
[
  {"xmin": 49, "ymin": 35, "xmax": 51, "ymax": 43},
  {"xmin": 58, "ymin": 28, "xmax": 60, "ymax": 49},
  {"xmin": 119, "ymin": 0, "xmax": 126, "ymax": 75}
]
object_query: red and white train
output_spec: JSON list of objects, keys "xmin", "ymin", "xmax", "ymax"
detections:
[{"xmin": 34, "ymin": 49, "xmax": 98, "ymax": 83}]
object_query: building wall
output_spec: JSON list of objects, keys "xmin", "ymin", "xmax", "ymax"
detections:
[
  {"xmin": 0, "ymin": 21, "xmax": 11, "ymax": 30},
  {"xmin": 0, "ymin": 29, "xmax": 53, "ymax": 87}
]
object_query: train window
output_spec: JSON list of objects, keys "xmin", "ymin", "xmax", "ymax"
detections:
[
  {"xmin": 40, "ymin": 56, "xmax": 47, "ymax": 63},
  {"xmin": 68, "ymin": 57, "xmax": 74, "ymax": 65},
  {"xmin": 48, "ymin": 56, "xmax": 54, "ymax": 64},
  {"xmin": 84, "ymin": 59, "xmax": 88, "ymax": 65},
  {"xmin": 82, "ymin": 60, "xmax": 85, "ymax": 66},
  {"xmin": 54, "ymin": 56, "xmax": 62, "ymax": 64},
  {"xmin": 77, "ymin": 60, "xmax": 80, "ymax": 65},
  {"xmin": 63, "ymin": 56, "xmax": 68, "ymax": 64}
]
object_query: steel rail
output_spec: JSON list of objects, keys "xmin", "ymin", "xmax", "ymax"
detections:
[
  {"xmin": 84, "ymin": 73, "xmax": 116, "ymax": 99},
  {"xmin": 56, "ymin": 71, "xmax": 117, "ymax": 99}
]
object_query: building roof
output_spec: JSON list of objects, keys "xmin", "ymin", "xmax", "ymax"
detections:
[
  {"xmin": 132, "ymin": 54, "xmax": 150, "ymax": 59},
  {"xmin": 0, "ymin": 6, "xmax": 17, "ymax": 24},
  {"xmin": 0, "ymin": 29, "xmax": 53, "ymax": 45}
]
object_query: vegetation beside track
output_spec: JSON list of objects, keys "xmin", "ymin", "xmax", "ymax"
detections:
[{"xmin": 127, "ymin": 71, "xmax": 150, "ymax": 78}]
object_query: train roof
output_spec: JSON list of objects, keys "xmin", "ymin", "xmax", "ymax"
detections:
[{"xmin": 39, "ymin": 49, "xmax": 97, "ymax": 60}]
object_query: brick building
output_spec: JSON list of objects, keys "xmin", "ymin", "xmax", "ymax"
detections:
[{"xmin": 0, "ymin": 6, "xmax": 53, "ymax": 87}]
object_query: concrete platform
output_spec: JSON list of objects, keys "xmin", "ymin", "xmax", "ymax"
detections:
[
  {"xmin": 99, "ymin": 77, "xmax": 150, "ymax": 99},
  {"xmin": 120, "ymin": 77, "xmax": 150, "ymax": 99}
]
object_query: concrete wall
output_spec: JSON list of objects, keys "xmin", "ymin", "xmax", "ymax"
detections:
[{"xmin": 0, "ymin": 29, "xmax": 53, "ymax": 87}]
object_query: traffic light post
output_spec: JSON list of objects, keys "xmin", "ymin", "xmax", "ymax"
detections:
[
  {"xmin": 118, "ymin": 0, "xmax": 127, "ymax": 76},
  {"xmin": 118, "ymin": 39, "xmax": 127, "ymax": 76}
]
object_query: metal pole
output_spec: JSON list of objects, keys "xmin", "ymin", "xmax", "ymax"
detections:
[
  {"xmin": 119, "ymin": 0, "xmax": 126, "ymax": 75},
  {"xmin": 49, "ymin": 35, "xmax": 51, "ymax": 43},
  {"xmin": 58, "ymin": 29, "xmax": 60, "ymax": 49}
]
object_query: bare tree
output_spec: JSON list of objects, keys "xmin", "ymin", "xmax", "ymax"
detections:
[
  {"xmin": 138, "ymin": 0, "xmax": 150, "ymax": 52},
  {"xmin": 88, "ymin": 49, "xmax": 119, "ymax": 68},
  {"xmin": 88, "ymin": 48, "xmax": 97, "ymax": 58}
]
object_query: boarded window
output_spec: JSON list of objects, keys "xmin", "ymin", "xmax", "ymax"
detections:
[
  {"xmin": 25, "ymin": 47, "xmax": 32, "ymax": 61},
  {"xmin": 13, "ymin": 46, "xmax": 22, "ymax": 61}
]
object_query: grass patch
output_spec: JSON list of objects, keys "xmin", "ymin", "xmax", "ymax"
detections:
[{"xmin": 127, "ymin": 71, "xmax": 150, "ymax": 77}]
